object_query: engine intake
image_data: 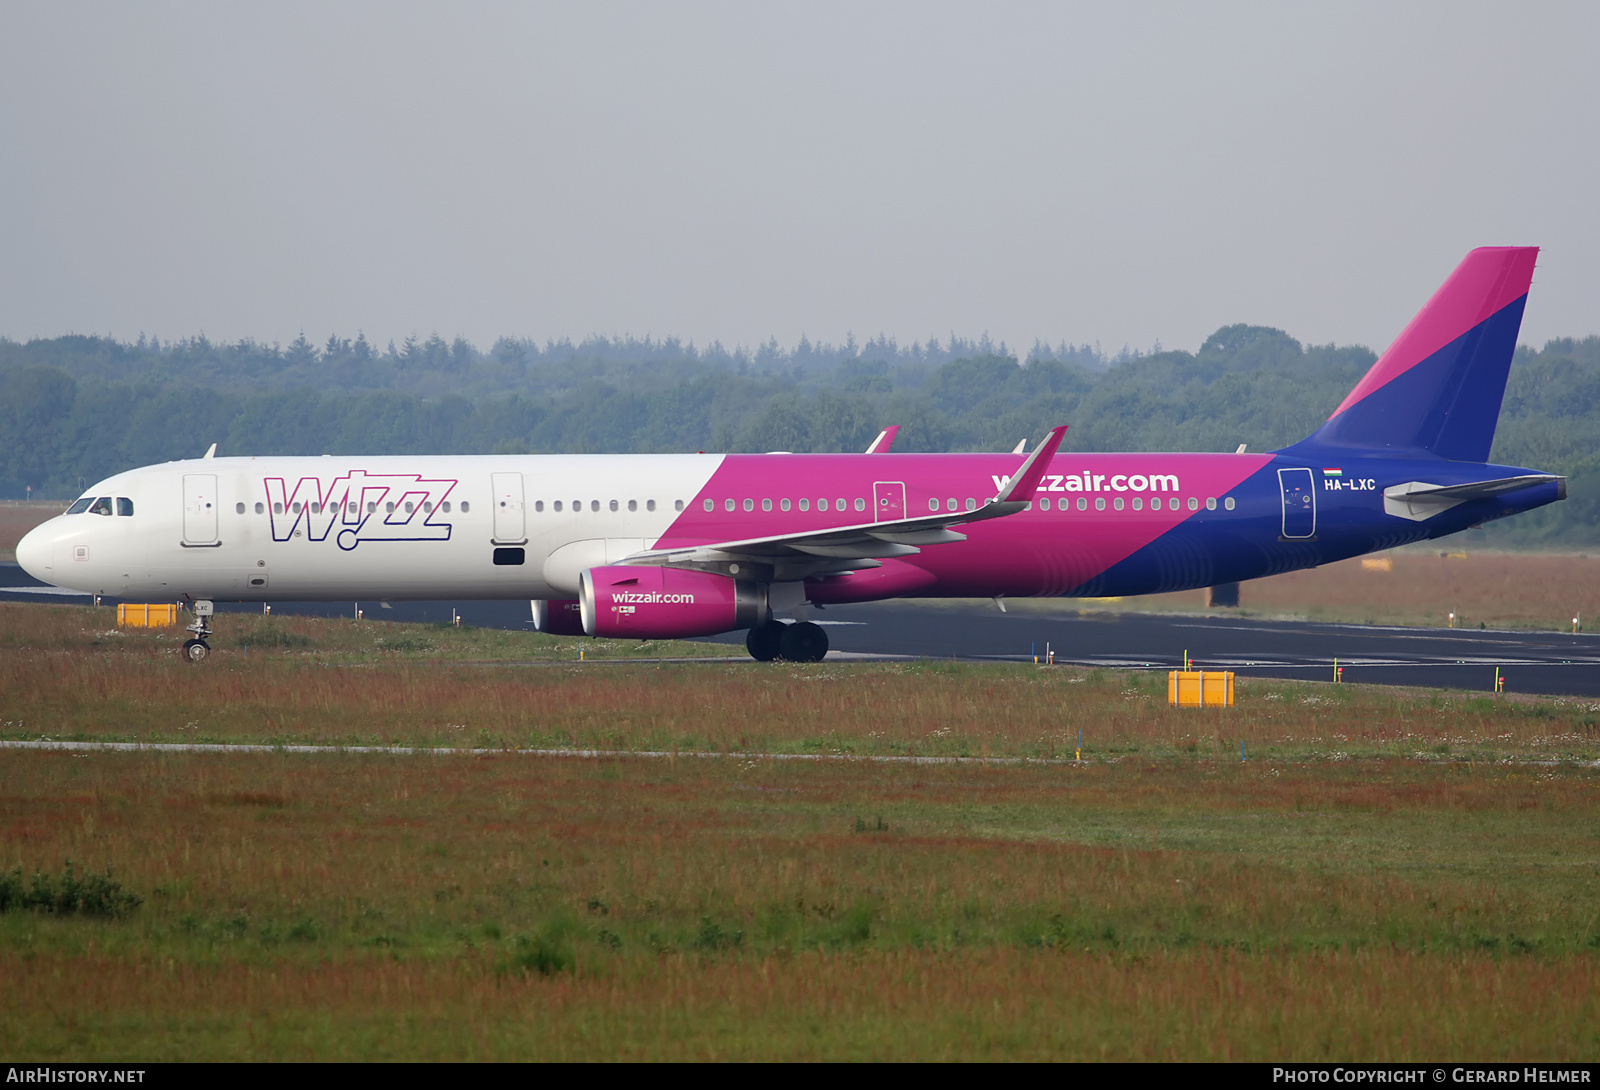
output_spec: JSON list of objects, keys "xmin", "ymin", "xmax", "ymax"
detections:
[{"xmin": 579, "ymin": 566, "xmax": 761, "ymax": 639}]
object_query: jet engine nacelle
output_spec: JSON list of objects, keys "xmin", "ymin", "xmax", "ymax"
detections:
[
  {"xmin": 531, "ymin": 599, "xmax": 586, "ymax": 636},
  {"xmin": 579, "ymin": 565, "xmax": 761, "ymax": 639}
]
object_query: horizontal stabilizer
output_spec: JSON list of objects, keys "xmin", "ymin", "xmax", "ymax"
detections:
[{"xmin": 1383, "ymin": 474, "xmax": 1563, "ymax": 522}]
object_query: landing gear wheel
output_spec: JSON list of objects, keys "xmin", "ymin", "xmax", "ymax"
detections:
[
  {"xmin": 779, "ymin": 620, "xmax": 828, "ymax": 663},
  {"xmin": 181, "ymin": 599, "xmax": 215, "ymax": 664},
  {"xmin": 745, "ymin": 621, "xmax": 785, "ymax": 662}
]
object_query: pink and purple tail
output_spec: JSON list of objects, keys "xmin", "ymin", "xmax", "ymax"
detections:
[{"xmin": 1289, "ymin": 246, "xmax": 1538, "ymax": 462}]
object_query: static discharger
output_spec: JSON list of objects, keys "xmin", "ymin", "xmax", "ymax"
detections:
[{"xmin": 1168, "ymin": 670, "xmax": 1234, "ymax": 707}]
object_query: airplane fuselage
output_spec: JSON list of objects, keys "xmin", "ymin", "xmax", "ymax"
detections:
[{"xmin": 17, "ymin": 448, "xmax": 1562, "ymax": 606}]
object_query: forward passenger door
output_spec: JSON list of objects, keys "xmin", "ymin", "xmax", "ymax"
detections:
[{"xmin": 491, "ymin": 472, "xmax": 526, "ymax": 543}]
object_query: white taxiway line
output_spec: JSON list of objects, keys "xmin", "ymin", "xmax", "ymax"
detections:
[
  {"xmin": 3, "ymin": 739, "xmax": 1593, "ymax": 768},
  {"xmin": 0, "ymin": 739, "xmax": 1061, "ymax": 765}
]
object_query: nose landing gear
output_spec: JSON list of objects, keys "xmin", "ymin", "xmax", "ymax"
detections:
[{"xmin": 181, "ymin": 600, "xmax": 214, "ymax": 663}]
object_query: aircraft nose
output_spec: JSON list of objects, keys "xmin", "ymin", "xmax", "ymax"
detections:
[{"xmin": 15, "ymin": 523, "xmax": 53, "ymax": 581}]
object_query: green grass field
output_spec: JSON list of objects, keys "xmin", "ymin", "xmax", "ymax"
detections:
[{"xmin": 2, "ymin": 603, "xmax": 1598, "ymax": 1059}]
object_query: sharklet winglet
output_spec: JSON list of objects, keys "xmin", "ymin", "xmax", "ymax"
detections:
[
  {"xmin": 865, "ymin": 426, "xmax": 900, "ymax": 454},
  {"xmin": 996, "ymin": 426, "xmax": 1068, "ymax": 503}
]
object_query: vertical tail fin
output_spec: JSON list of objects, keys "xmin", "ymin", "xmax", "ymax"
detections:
[{"xmin": 1291, "ymin": 246, "xmax": 1538, "ymax": 462}]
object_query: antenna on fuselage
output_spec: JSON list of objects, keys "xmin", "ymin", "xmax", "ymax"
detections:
[
  {"xmin": 1012, "ymin": 438, "xmax": 1028, "ymax": 455},
  {"xmin": 202, "ymin": 443, "xmax": 218, "ymax": 459},
  {"xmin": 1235, "ymin": 444, "xmax": 1248, "ymax": 454}
]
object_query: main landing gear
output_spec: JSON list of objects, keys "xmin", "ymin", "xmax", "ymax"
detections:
[
  {"xmin": 181, "ymin": 599, "xmax": 214, "ymax": 663},
  {"xmin": 745, "ymin": 619, "xmax": 829, "ymax": 663}
]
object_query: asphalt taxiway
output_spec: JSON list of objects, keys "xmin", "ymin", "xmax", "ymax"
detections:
[{"xmin": 5, "ymin": 563, "xmax": 1600, "ymax": 697}]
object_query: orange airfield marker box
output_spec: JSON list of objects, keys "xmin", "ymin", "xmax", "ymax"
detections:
[
  {"xmin": 1168, "ymin": 670, "xmax": 1235, "ymax": 707},
  {"xmin": 116, "ymin": 603, "xmax": 180, "ymax": 627}
]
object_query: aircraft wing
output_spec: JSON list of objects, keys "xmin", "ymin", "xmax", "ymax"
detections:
[{"xmin": 627, "ymin": 426, "xmax": 1067, "ymax": 568}]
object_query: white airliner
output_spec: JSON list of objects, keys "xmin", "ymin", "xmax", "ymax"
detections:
[{"xmin": 13, "ymin": 249, "xmax": 1567, "ymax": 664}]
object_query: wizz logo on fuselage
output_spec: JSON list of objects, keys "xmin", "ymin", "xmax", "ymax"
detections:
[{"xmin": 265, "ymin": 471, "xmax": 458, "ymax": 551}]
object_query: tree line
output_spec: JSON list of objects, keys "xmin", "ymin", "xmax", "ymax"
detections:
[{"xmin": 3, "ymin": 325, "xmax": 1598, "ymax": 546}]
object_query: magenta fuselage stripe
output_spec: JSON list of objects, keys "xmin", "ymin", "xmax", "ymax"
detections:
[{"xmin": 656, "ymin": 451, "xmax": 1272, "ymax": 596}]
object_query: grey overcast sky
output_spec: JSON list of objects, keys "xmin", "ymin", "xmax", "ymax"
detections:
[{"xmin": 1, "ymin": 1, "xmax": 1596, "ymax": 357}]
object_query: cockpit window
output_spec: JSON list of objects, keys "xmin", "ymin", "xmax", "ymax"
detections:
[
  {"xmin": 117, "ymin": 498, "xmax": 134, "ymax": 517},
  {"xmin": 88, "ymin": 497, "xmax": 114, "ymax": 516},
  {"xmin": 67, "ymin": 498, "xmax": 93, "ymax": 514}
]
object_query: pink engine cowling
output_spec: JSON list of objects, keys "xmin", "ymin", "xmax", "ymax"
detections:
[
  {"xmin": 579, "ymin": 566, "xmax": 761, "ymax": 639},
  {"xmin": 531, "ymin": 599, "xmax": 586, "ymax": 636}
]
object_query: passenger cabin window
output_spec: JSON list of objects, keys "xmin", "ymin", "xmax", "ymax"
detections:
[
  {"xmin": 703, "ymin": 499, "xmax": 714, "ymax": 511},
  {"xmin": 1224, "ymin": 497, "xmax": 1236, "ymax": 511},
  {"xmin": 627, "ymin": 500, "xmax": 636, "ymax": 512},
  {"xmin": 854, "ymin": 498, "xmax": 866, "ymax": 512},
  {"xmin": 235, "ymin": 502, "xmax": 245, "ymax": 515},
  {"xmin": 780, "ymin": 499, "xmax": 790, "ymax": 512},
  {"xmin": 460, "ymin": 501, "xmax": 470, "ymax": 513},
  {"xmin": 67, "ymin": 498, "xmax": 93, "ymax": 514},
  {"xmin": 255, "ymin": 502, "xmax": 265, "ymax": 514},
  {"xmin": 799, "ymin": 499, "xmax": 809, "ymax": 512},
  {"xmin": 535, "ymin": 501, "xmax": 544, "ymax": 512},
  {"xmin": 443, "ymin": 502, "xmax": 452, "ymax": 513},
  {"xmin": 554, "ymin": 501, "xmax": 563, "ymax": 511},
  {"xmin": 610, "ymin": 500, "xmax": 619, "ymax": 512}
]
